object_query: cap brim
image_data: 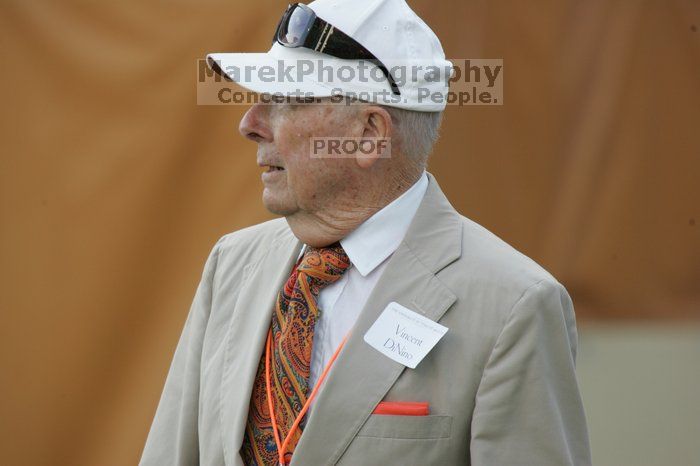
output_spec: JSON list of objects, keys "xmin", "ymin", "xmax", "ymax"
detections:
[{"xmin": 204, "ymin": 43, "xmax": 451, "ymax": 111}]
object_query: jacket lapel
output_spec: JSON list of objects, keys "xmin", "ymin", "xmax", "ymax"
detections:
[
  {"xmin": 291, "ymin": 172, "xmax": 463, "ymax": 465},
  {"xmin": 220, "ymin": 226, "xmax": 302, "ymax": 466}
]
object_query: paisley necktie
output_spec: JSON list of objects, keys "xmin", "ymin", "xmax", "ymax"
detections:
[{"xmin": 241, "ymin": 242, "xmax": 351, "ymax": 465}]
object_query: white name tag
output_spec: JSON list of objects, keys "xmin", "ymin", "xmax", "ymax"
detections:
[{"xmin": 363, "ymin": 302, "xmax": 448, "ymax": 369}]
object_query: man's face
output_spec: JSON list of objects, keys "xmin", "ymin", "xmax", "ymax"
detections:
[{"xmin": 239, "ymin": 98, "xmax": 362, "ymax": 217}]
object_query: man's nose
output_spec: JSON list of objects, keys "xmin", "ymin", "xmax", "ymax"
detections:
[{"xmin": 238, "ymin": 103, "xmax": 273, "ymax": 143}]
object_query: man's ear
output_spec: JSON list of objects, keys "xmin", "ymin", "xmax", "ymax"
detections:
[{"xmin": 355, "ymin": 105, "xmax": 392, "ymax": 169}]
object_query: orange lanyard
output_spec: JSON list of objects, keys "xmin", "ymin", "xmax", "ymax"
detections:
[{"xmin": 264, "ymin": 328, "xmax": 349, "ymax": 466}]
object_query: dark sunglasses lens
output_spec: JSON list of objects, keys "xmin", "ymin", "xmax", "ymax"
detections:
[{"xmin": 278, "ymin": 6, "xmax": 313, "ymax": 46}]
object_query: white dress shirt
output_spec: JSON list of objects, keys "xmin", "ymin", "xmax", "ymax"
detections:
[{"xmin": 295, "ymin": 170, "xmax": 429, "ymax": 392}]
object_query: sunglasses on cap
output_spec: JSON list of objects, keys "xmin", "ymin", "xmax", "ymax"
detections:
[{"xmin": 272, "ymin": 3, "xmax": 401, "ymax": 96}]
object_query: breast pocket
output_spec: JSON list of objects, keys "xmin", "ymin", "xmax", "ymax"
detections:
[
  {"xmin": 357, "ymin": 414, "xmax": 452, "ymax": 439},
  {"xmin": 337, "ymin": 415, "xmax": 453, "ymax": 466}
]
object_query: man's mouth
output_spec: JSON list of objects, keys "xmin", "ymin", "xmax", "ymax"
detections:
[{"xmin": 266, "ymin": 165, "xmax": 284, "ymax": 172}]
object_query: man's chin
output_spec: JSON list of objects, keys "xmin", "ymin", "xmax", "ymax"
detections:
[{"xmin": 262, "ymin": 194, "xmax": 297, "ymax": 217}]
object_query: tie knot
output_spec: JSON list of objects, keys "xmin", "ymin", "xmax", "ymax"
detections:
[{"xmin": 297, "ymin": 241, "xmax": 351, "ymax": 290}]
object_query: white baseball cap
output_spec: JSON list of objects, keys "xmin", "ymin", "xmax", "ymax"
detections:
[{"xmin": 206, "ymin": 0, "xmax": 453, "ymax": 111}]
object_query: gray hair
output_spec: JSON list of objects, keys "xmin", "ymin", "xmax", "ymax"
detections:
[
  {"xmin": 335, "ymin": 96, "xmax": 444, "ymax": 165},
  {"xmin": 381, "ymin": 106, "xmax": 444, "ymax": 164}
]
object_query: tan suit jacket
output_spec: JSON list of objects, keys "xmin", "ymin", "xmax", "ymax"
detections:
[{"xmin": 140, "ymin": 172, "xmax": 591, "ymax": 466}]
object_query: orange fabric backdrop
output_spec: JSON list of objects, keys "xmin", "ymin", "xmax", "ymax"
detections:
[{"xmin": 1, "ymin": 0, "xmax": 698, "ymax": 465}]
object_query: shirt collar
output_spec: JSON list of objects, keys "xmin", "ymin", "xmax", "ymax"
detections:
[{"xmin": 299, "ymin": 170, "xmax": 428, "ymax": 277}]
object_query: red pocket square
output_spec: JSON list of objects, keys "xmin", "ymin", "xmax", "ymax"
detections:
[{"xmin": 372, "ymin": 401, "xmax": 430, "ymax": 416}]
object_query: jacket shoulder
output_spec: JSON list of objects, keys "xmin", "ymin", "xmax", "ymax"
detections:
[
  {"xmin": 457, "ymin": 214, "xmax": 560, "ymax": 288},
  {"xmin": 438, "ymin": 214, "xmax": 568, "ymax": 318},
  {"xmin": 214, "ymin": 217, "xmax": 293, "ymax": 266}
]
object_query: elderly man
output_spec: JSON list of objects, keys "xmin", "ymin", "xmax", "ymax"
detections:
[{"xmin": 140, "ymin": 0, "xmax": 591, "ymax": 465}]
